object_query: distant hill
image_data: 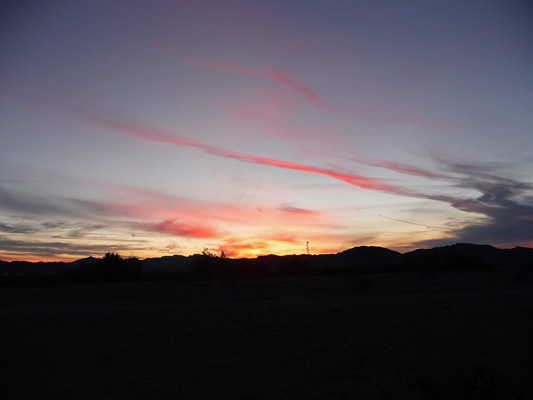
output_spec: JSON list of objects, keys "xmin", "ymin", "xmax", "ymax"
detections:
[
  {"xmin": 142, "ymin": 254, "xmax": 195, "ymax": 274},
  {"xmin": 0, "ymin": 260, "xmax": 73, "ymax": 275},
  {"xmin": 70, "ymin": 257, "xmax": 99, "ymax": 267},
  {"xmin": 403, "ymin": 243, "xmax": 533, "ymax": 268},
  {"xmin": 336, "ymin": 246, "xmax": 403, "ymax": 267},
  {"xmin": 1, "ymin": 243, "xmax": 532, "ymax": 277}
]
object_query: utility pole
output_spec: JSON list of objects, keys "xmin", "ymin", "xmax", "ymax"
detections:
[{"xmin": 306, "ymin": 241, "xmax": 309, "ymax": 255}]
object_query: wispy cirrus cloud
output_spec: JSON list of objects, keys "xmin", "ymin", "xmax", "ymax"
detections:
[
  {"xmin": 277, "ymin": 203, "xmax": 321, "ymax": 215},
  {"xmin": 16, "ymin": 97, "xmax": 533, "ymax": 252},
  {"xmin": 0, "ymin": 185, "xmax": 66, "ymax": 216},
  {"xmin": 443, "ymin": 160, "xmax": 532, "ymax": 245},
  {"xmin": 99, "ymin": 183, "xmax": 324, "ymax": 227},
  {"xmin": 406, "ymin": 157, "xmax": 533, "ymax": 248},
  {"xmin": 329, "ymin": 151, "xmax": 533, "ymax": 248},
  {"xmin": 63, "ymin": 222, "xmax": 109, "ymax": 238},
  {"xmin": 377, "ymin": 214, "xmax": 450, "ymax": 231},
  {"xmin": 1, "ymin": 170, "xmax": 329, "ymax": 260},
  {"xmin": 181, "ymin": 56, "xmax": 450, "ymax": 127},
  {"xmin": 220, "ymin": 93, "xmax": 305, "ymax": 144},
  {"xmin": 0, "ymin": 183, "xmax": 213, "ymax": 241},
  {"xmin": 187, "ymin": 57, "xmax": 323, "ymax": 106},
  {"xmin": 80, "ymin": 113, "xmax": 533, "ymax": 249},
  {"xmin": 0, "ymin": 234, "xmax": 143, "ymax": 262},
  {"xmin": 0, "ymin": 221, "xmax": 39, "ymax": 234},
  {"xmin": 90, "ymin": 184, "xmax": 331, "ymax": 255},
  {"xmin": 99, "ymin": 118, "xmax": 421, "ymax": 196},
  {"xmin": 338, "ymin": 154, "xmax": 449, "ymax": 179},
  {"xmin": 151, "ymin": 218, "xmax": 218, "ymax": 239}
]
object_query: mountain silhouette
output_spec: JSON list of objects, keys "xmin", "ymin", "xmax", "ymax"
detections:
[
  {"xmin": 336, "ymin": 245, "xmax": 403, "ymax": 267},
  {"xmin": 70, "ymin": 256, "xmax": 99, "ymax": 268},
  {"xmin": 142, "ymin": 254, "xmax": 194, "ymax": 274},
  {"xmin": 1, "ymin": 243, "xmax": 532, "ymax": 277},
  {"xmin": 403, "ymin": 243, "xmax": 533, "ymax": 268}
]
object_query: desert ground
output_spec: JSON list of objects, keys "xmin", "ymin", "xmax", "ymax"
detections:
[{"xmin": 1, "ymin": 269, "xmax": 532, "ymax": 399}]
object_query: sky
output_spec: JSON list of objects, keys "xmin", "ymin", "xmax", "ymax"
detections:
[{"xmin": 1, "ymin": 0, "xmax": 532, "ymax": 261}]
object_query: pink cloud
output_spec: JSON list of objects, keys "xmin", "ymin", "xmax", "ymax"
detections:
[
  {"xmin": 22, "ymin": 95, "xmax": 457, "ymax": 209},
  {"xmin": 81, "ymin": 115, "xmax": 413, "ymax": 197},
  {"xmin": 220, "ymin": 92, "xmax": 303, "ymax": 143},
  {"xmin": 93, "ymin": 184, "xmax": 328, "ymax": 244},
  {"xmin": 277, "ymin": 203, "xmax": 322, "ymax": 215},
  {"xmin": 152, "ymin": 218, "xmax": 217, "ymax": 239},
  {"xmin": 222, "ymin": 93, "xmax": 341, "ymax": 150},
  {"xmin": 183, "ymin": 56, "xmax": 450, "ymax": 126}
]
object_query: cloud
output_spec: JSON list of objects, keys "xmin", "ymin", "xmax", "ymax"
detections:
[
  {"xmin": 151, "ymin": 218, "xmax": 218, "ymax": 239},
  {"xmin": 377, "ymin": 214, "xmax": 449, "ymax": 231},
  {"xmin": 181, "ymin": 56, "xmax": 450, "ymax": 126},
  {"xmin": 80, "ymin": 114, "xmax": 533, "ymax": 249},
  {"xmin": 100, "ymin": 183, "xmax": 325, "ymax": 231},
  {"xmin": 334, "ymin": 151, "xmax": 533, "ymax": 247},
  {"xmin": 0, "ymin": 234, "xmax": 140, "ymax": 261},
  {"xmin": 0, "ymin": 183, "xmax": 166, "ymax": 239},
  {"xmin": 0, "ymin": 186, "xmax": 65, "ymax": 216},
  {"xmin": 85, "ymin": 117, "xmax": 416, "ymax": 196},
  {"xmin": 65, "ymin": 222, "xmax": 109, "ymax": 238},
  {"xmin": 15, "ymin": 97, "xmax": 533, "ymax": 251},
  {"xmin": 277, "ymin": 203, "xmax": 320, "ymax": 215},
  {"xmin": 220, "ymin": 93, "xmax": 310, "ymax": 145},
  {"xmin": 412, "ymin": 158, "xmax": 533, "ymax": 247},
  {"xmin": 0, "ymin": 221, "xmax": 39, "ymax": 234},
  {"xmin": 0, "ymin": 176, "xmax": 328, "ymax": 255},
  {"xmin": 339, "ymin": 155, "xmax": 449, "ymax": 179},
  {"xmin": 189, "ymin": 58, "xmax": 323, "ymax": 106},
  {"xmin": 0, "ymin": 186, "xmax": 119, "ymax": 231}
]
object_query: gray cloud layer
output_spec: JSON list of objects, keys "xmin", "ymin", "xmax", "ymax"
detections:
[{"xmin": 414, "ymin": 158, "xmax": 533, "ymax": 247}]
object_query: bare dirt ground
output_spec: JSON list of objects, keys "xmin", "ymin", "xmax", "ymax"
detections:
[{"xmin": 1, "ymin": 270, "xmax": 532, "ymax": 399}]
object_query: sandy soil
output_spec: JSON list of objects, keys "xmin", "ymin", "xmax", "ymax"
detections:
[{"xmin": 1, "ymin": 270, "xmax": 532, "ymax": 399}]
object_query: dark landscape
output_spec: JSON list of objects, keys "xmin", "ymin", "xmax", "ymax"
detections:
[{"xmin": 1, "ymin": 244, "xmax": 533, "ymax": 399}]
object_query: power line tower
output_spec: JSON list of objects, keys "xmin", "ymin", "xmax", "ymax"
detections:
[{"xmin": 306, "ymin": 241, "xmax": 309, "ymax": 255}]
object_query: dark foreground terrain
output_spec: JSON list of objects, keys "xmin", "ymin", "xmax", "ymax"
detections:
[{"xmin": 2, "ymin": 270, "xmax": 532, "ymax": 399}]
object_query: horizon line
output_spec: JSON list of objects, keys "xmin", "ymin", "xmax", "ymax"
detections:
[{"xmin": 2, "ymin": 242, "xmax": 531, "ymax": 264}]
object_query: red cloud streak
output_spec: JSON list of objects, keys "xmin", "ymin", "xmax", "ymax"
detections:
[
  {"xmin": 87, "ymin": 117, "xmax": 414, "ymax": 196},
  {"xmin": 24, "ymin": 94, "xmax": 452, "ymax": 206},
  {"xmin": 153, "ymin": 218, "xmax": 217, "ymax": 238},
  {"xmin": 24, "ymin": 94, "xmax": 434, "ymax": 202}
]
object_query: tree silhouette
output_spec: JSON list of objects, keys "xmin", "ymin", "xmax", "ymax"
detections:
[
  {"xmin": 77, "ymin": 252, "xmax": 141, "ymax": 282},
  {"xmin": 192, "ymin": 248, "xmax": 233, "ymax": 281}
]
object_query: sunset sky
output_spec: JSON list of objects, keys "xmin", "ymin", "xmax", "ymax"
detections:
[{"xmin": 1, "ymin": 0, "xmax": 532, "ymax": 261}]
